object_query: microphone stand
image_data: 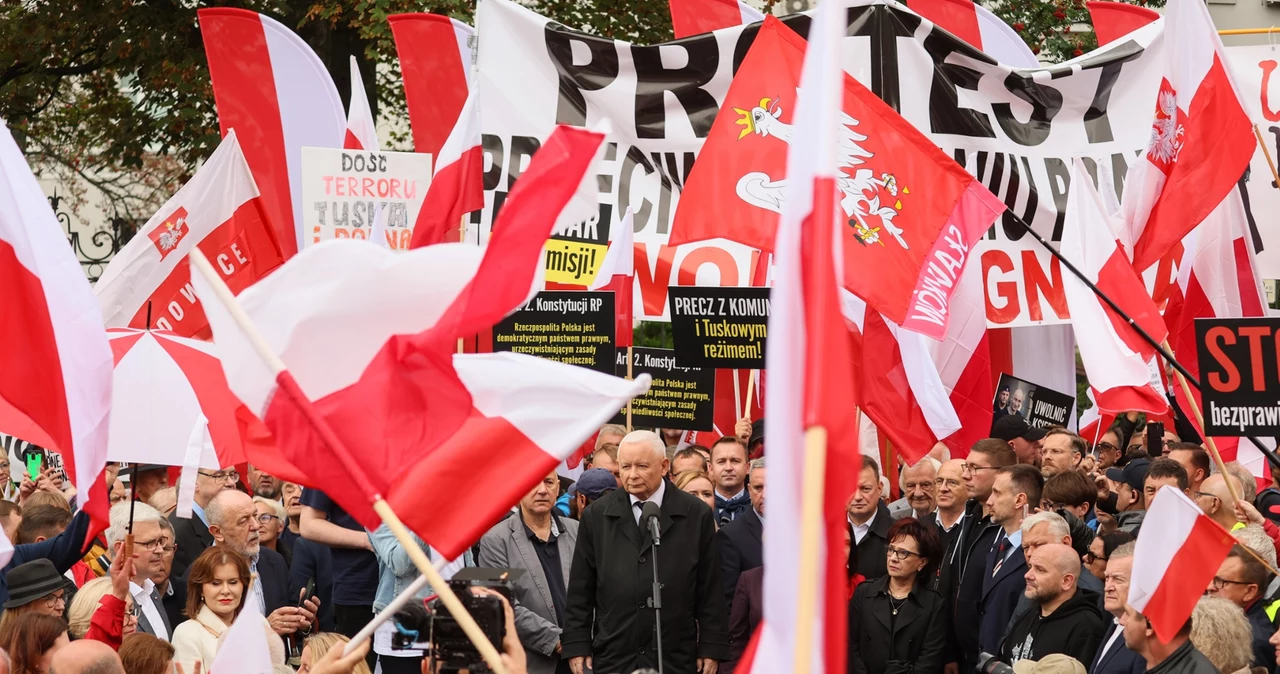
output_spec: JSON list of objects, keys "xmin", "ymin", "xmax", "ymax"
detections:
[{"xmin": 644, "ymin": 506, "xmax": 665, "ymax": 674}]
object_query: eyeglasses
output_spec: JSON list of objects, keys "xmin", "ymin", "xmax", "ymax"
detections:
[
  {"xmin": 133, "ymin": 537, "xmax": 172, "ymax": 552},
  {"xmin": 1210, "ymin": 576, "xmax": 1253, "ymax": 590},
  {"xmin": 43, "ymin": 591, "xmax": 65, "ymax": 609},
  {"xmin": 962, "ymin": 463, "xmax": 998, "ymax": 475},
  {"xmin": 886, "ymin": 545, "xmax": 923, "ymax": 561},
  {"xmin": 934, "ymin": 478, "xmax": 963, "ymax": 489},
  {"xmin": 1195, "ymin": 491, "xmax": 1221, "ymax": 504},
  {"xmin": 199, "ymin": 470, "xmax": 239, "ymax": 482},
  {"xmin": 1093, "ymin": 442, "xmax": 1118, "ymax": 455},
  {"xmin": 257, "ymin": 514, "xmax": 281, "ymax": 525},
  {"xmin": 1083, "ymin": 551, "xmax": 1107, "ymax": 564}
]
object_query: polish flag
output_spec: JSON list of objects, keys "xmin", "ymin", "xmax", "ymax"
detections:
[
  {"xmin": 1087, "ymin": 2, "xmax": 1161, "ymax": 46},
  {"xmin": 408, "ymin": 91, "xmax": 483, "ymax": 249},
  {"xmin": 1119, "ymin": 0, "xmax": 1254, "ymax": 271},
  {"xmin": 0, "ymin": 119, "xmax": 113, "ymax": 537},
  {"xmin": 906, "ymin": 0, "xmax": 1041, "ymax": 68},
  {"xmin": 1163, "ymin": 185, "xmax": 1267, "ymax": 463},
  {"xmin": 199, "ymin": 8, "xmax": 347, "ymax": 259},
  {"xmin": 95, "ymin": 131, "xmax": 282, "ymax": 340},
  {"xmin": 926, "ymin": 257, "xmax": 993, "ymax": 459},
  {"xmin": 209, "ymin": 604, "xmax": 273, "ymax": 672},
  {"xmin": 1062, "ymin": 160, "xmax": 1170, "ymax": 416},
  {"xmin": 194, "ymin": 126, "xmax": 645, "ymax": 557},
  {"xmin": 668, "ymin": 0, "xmax": 763, "ymax": 38},
  {"xmin": 389, "ymin": 14, "xmax": 474, "ymax": 163},
  {"xmin": 1128, "ymin": 486, "xmax": 1235, "ymax": 642},
  {"xmin": 747, "ymin": 1, "xmax": 859, "ymax": 672},
  {"xmin": 588, "ymin": 208, "xmax": 635, "ymax": 347},
  {"xmin": 841, "ymin": 291, "xmax": 962, "ymax": 465},
  {"xmin": 344, "ymin": 56, "xmax": 380, "ymax": 151}
]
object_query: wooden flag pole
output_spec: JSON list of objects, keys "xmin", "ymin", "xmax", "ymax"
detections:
[
  {"xmin": 732, "ymin": 371, "xmax": 743, "ymax": 424},
  {"xmin": 791, "ymin": 423, "xmax": 830, "ymax": 674},
  {"xmin": 743, "ymin": 371, "xmax": 756, "ymax": 421},
  {"xmin": 625, "ymin": 346, "xmax": 634, "ymax": 431},
  {"xmin": 1254, "ymin": 125, "xmax": 1280, "ymax": 194},
  {"xmin": 1163, "ymin": 340, "xmax": 1242, "ymax": 506},
  {"xmin": 189, "ymin": 250, "xmax": 511, "ymax": 674}
]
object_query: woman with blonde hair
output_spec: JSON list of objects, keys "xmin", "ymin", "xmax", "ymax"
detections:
[
  {"xmin": 1191, "ymin": 596, "xmax": 1258, "ymax": 674},
  {"xmin": 299, "ymin": 632, "xmax": 372, "ymax": 674},
  {"xmin": 674, "ymin": 470, "xmax": 716, "ymax": 512}
]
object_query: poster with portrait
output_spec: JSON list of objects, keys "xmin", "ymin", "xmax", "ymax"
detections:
[{"xmin": 992, "ymin": 373, "xmax": 1075, "ymax": 430}]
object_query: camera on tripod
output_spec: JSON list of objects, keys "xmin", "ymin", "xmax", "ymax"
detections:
[{"xmin": 390, "ymin": 568, "xmax": 524, "ymax": 673}]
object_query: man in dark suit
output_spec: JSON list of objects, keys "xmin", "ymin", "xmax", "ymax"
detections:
[
  {"xmin": 565, "ymin": 430, "xmax": 729, "ymax": 674},
  {"xmin": 978, "ymin": 464, "xmax": 1042, "ymax": 655},
  {"xmin": 168, "ymin": 467, "xmax": 238, "ymax": 579},
  {"xmin": 716, "ymin": 457, "xmax": 765, "ymax": 604},
  {"xmin": 848, "ymin": 456, "xmax": 892, "ymax": 579},
  {"xmin": 206, "ymin": 490, "xmax": 317, "ymax": 635},
  {"xmin": 105, "ymin": 502, "xmax": 173, "ymax": 641},
  {"xmin": 1092, "ymin": 542, "xmax": 1145, "ymax": 674}
]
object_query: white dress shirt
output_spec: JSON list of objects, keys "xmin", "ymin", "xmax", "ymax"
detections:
[
  {"xmin": 129, "ymin": 579, "xmax": 169, "ymax": 641},
  {"xmin": 852, "ymin": 508, "xmax": 878, "ymax": 544},
  {"xmin": 629, "ymin": 479, "xmax": 667, "ymax": 525}
]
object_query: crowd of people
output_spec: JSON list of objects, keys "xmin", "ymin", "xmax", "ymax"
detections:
[{"xmin": 0, "ymin": 412, "xmax": 1275, "ymax": 674}]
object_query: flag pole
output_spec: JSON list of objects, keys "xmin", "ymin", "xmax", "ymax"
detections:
[
  {"xmin": 1253, "ymin": 125, "xmax": 1280, "ymax": 195},
  {"xmin": 626, "ymin": 345, "xmax": 634, "ymax": 431},
  {"xmin": 188, "ymin": 250, "xmax": 511, "ymax": 674},
  {"xmin": 1163, "ymin": 340, "xmax": 1242, "ymax": 505},
  {"xmin": 732, "ymin": 371, "xmax": 743, "ymax": 424},
  {"xmin": 743, "ymin": 371, "xmax": 756, "ymax": 421},
  {"xmin": 1008, "ymin": 212, "xmax": 1280, "ymax": 470},
  {"xmin": 791, "ymin": 424, "xmax": 829, "ymax": 674}
]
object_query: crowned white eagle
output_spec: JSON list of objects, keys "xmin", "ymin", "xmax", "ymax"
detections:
[{"xmin": 731, "ymin": 92, "xmax": 909, "ymax": 249}]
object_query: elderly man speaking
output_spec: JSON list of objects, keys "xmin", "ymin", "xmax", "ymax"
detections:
[{"xmin": 564, "ymin": 430, "xmax": 729, "ymax": 674}]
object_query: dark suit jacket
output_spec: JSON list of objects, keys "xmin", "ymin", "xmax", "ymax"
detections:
[
  {"xmin": 726, "ymin": 567, "xmax": 763, "ymax": 674},
  {"xmin": 855, "ymin": 502, "xmax": 894, "ymax": 580},
  {"xmin": 978, "ymin": 538, "xmax": 1027, "ymax": 655},
  {"xmin": 0, "ymin": 510, "xmax": 90, "ymax": 605},
  {"xmin": 1091, "ymin": 622, "xmax": 1146, "ymax": 674},
  {"xmin": 163, "ymin": 572, "xmax": 189, "ymax": 631},
  {"xmin": 563, "ymin": 482, "xmax": 730, "ymax": 674},
  {"xmin": 850, "ymin": 576, "xmax": 948, "ymax": 674},
  {"xmin": 169, "ymin": 512, "xmax": 214, "ymax": 580},
  {"xmin": 256, "ymin": 546, "xmax": 292, "ymax": 616},
  {"xmin": 940, "ymin": 501, "xmax": 999, "ymax": 671},
  {"xmin": 716, "ymin": 508, "xmax": 763, "ymax": 605}
]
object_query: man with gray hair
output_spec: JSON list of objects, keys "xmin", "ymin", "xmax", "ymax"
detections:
[
  {"xmin": 105, "ymin": 502, "xmax": 172, "ymax": 640},
  {"xmin": 889, "ymin": 457, "xmax": 939, "ymax": 520},
  {"xmin": 1092, "ymin": 542, "xmax": 1144, "ymax": 674},
  {"xmin": 715, "ymin": 457, "xmax": 764, "ymax": 603},
  {"xmin": 565, "ymin": 430, "xmax": 728, "ymax": 674}
]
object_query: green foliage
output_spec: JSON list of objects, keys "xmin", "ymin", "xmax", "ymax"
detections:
[
  {"xmin": 983, "ymin": 0, "xmax": 1165, "ymax": 63},
  {"xmin": 634, "ymin": 321, "xmax": 674, "ymax": 349}
]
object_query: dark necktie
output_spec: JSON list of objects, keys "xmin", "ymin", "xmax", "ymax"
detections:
[
  {"xmin": 634, "ymin": 500, "xmax": 646, "ymax": 529},
  {"xmin": 992, "ymin": 538, "xmax": 1008, "ymax": 577}
]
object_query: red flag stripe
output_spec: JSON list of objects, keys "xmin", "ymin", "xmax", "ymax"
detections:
[
  {"xmin": 1141, "ymin": 515, "xmax": 1235, "ymax": 642},
  {"xmin": 389, "ymin": 14, "xmax": 472, "ymax": 162}
]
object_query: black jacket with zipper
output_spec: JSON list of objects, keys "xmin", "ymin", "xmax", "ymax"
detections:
[
  {"xmin": 938, "ymin": 499, "xmax": 1000, "ymax": 672},
  {"xmin": 999, "ymin": 588, "xmax": 1108, "ymax": 670}
]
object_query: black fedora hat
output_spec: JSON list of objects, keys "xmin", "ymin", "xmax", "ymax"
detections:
[{"xmin": 5, "ymin": 559, "xmax": 72, "ymax": 609}]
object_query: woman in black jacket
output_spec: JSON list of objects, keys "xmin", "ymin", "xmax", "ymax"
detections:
[{"xmin": 849, "ymin": 517, "xmax": 948, "ymax": 674}]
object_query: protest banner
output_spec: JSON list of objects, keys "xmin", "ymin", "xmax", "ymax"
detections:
[
  {"xmin": 1195, "ymin": 317, "xmax": 1280, "ymax": 435},
  {"xmin": 993, "ymin": 373, "xmax": 1075, "ymax": 429},
  {"xmin": 668, "ymin": 287, "xmax": 770, "ymax": 368},
  {"xmin": 492, "ymin": 291, "xmax": 615, "ymax": 374},
  {"xmin": 609, "ymin": 347, "xmax": 715, "ymax": 430},
  {"xmin": 300, "ymin": 147, "xmax": 432, "ymax": 250},
  {"xmin": 475, "ymin": 0, "xmax": 1280, "ymax": 327},
  {"xmin": 544, "ymin": 204, "xmax": 612, "ymax": 286}
]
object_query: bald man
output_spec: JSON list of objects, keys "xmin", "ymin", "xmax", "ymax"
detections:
[
  {"xmin": 1001, "ymin": 543, "xmax": 1108, "ymax": 668},
  {"xmin": 1195, "ymin": 473, "xmax": 1244, "ymax": 532},
  {"xmin": 49, "ymin": 640, "xmax": 124, "ymax": 674}
]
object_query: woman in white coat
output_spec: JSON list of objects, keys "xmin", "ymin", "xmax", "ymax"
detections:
[{"xmin": 170, "ymin": 546, "xmax": 278, "ymax": 670}]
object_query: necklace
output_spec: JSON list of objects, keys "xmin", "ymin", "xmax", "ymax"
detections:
[{"xmin": 888, "ymin": 594, "xmax": 907, "ymax": 616}]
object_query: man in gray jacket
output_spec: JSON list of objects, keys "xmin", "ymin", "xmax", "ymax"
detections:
[{"xmin": 478, "ymin": 471, "xmax": 578, "ymax": 674}]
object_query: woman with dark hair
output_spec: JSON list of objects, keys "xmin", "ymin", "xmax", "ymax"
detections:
[
  {"xmin": 119, "ymin": 633, "xmax": 176, "ymax": 674},
  {"xmin": 171, "ymin": 546, "xmax": 275, "ymax": 671},
  {"xmin": 848, "ymin": 517, "xmax": 948, "ymax": 674},
  {"xmin": 0, "ymin": 613, "xmax": 69, "ymax": 674},
  {"xmin": 1085, "ymin": 531, "xmax": 1133, "ymax": 581}
]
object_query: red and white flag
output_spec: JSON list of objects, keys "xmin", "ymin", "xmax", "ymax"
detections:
[
  {"xmin": 208, "ymin": 605, "xmax": 273, "ymax": 672},
  {"xmin": 409, "ymin": 90, "xmax": 483, "ymax": 249},
  {"xmin": 1119, "ymin": 0, "xmax": 1254, "ymax": 271},
  {"xmin": 344, "ymin": 56, "xmax": 381, "ymax": 151},
  {"xmin": 1128, "ymin": 486, "xmax": 1235, "ymax": 642},
  {"xmin": 0, "ymin": 119, "xmax": 113, "ymax": 533},
  {"xmin": 389, "ymin": 13, "xmax": 474, "ymax": 163},
  {"xmin": 671, "ymin": 15, "xmax": 1004, "ymax": 340},
  {"xmin": 1062, "ymin": 160, "xmax": 1170, "ymax": 416},
  {"xmin": 669, "ymin": 0, "xmax": 763, "ymax": 38},
  {"xmin": 925, "ymin": 258, "xmax": 992, "ymax": 458},
  {"xmin": 588, "ymin": 208, "xmax": 635, "ymax": 347},
  {"xmin": 746, "ymin": 1, "xmax": 859, "ymax": 671},
  {"xmin": 1087, "ymin": 1, "xmax": 1161, "ymax": 46},
  {"xmin": 199, "ymin": 8, "xmax": 347, "ymax": 259},
  {"xmin": 95, "ymin": 131, "xmax": 282, "ymax": 340},
  {"xmin": 905, "ymin": 0, "xmax": 1041, "ymax": 67},
  {"xmin": 195, "ymin": 126, "xmax": 644, "ymax": 557}
]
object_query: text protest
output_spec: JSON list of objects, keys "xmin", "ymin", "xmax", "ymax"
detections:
[
  {"xmin": 1196, "ymin": 317, "xmax": 1280, "ymax": 435},
  {"xmin": 493, "ymin": 291, "xmax": 615, "ymax": 374},
  {"xmin": 300, "ymin": 147, "xmax": 432, "ymax": 250},
  {"xmin": 610, "ymin": 347, "xmax": 715, "ymax": 430},
  {"xmin": 993, "ymin": 373, "xmax": 1075, "ymax": 430},
  {"xmin": 669, "ymin": 287, "xmax": 770, "ymax": 368}
]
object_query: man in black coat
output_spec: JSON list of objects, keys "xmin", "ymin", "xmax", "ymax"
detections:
[
  {"xmin": 169, "ymin": 467, "xmax": 238, "ymax": 579},
  {"xmin": 716, "ymin": 457, "xmax": 765, "ymax": 604},
  {"xmin": 849, "ymin": 456, "xmax": 892, "ymax": 580},
  {"xmin": 564, "ymin": 430, "xmax": 729, "ymax": 674},
  {"xmin": 978, "ymin": 465, "xmax": 1041, "ymax": 656}
]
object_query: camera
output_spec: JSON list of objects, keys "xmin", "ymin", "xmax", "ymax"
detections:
[
  {"xmin": 424, "ymin": 568, "xmax": 523, "ymax": 673},
  {"xmin": 976, "ymin": 652, "xmax": 1015, "ymax": 674}
]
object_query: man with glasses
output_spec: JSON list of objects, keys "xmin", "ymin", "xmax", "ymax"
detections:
[
  {"xmin": 1195, "ymin": 473, "xmax": 1244, "ymax": 534},
  {"xmin": 168, "ymin": 466, "xmax": 238, "ymax": 579},
  {"xmin": 105, "ymin": 502, "xmax": 173, "ymax": 641},
  {"xmin": 151, "ymin": 517, "xmax": 186, "ymax": 631},
  {"xmin": 1205, "ymin": 545, "xmax": 1276, "ymax": 672},
  {"xmin": 934, "ymin": 459, "xmax": 969, "ymax": 547}
]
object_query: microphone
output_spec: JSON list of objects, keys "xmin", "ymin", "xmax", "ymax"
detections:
[{"xmin": 641, "ymin": 501, "xmax": 662, "ymax": 545}]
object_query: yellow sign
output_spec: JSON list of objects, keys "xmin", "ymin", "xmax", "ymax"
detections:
[{"xmin": 544, "ymin": 239, "xmax": 608, "ymax": 285}]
